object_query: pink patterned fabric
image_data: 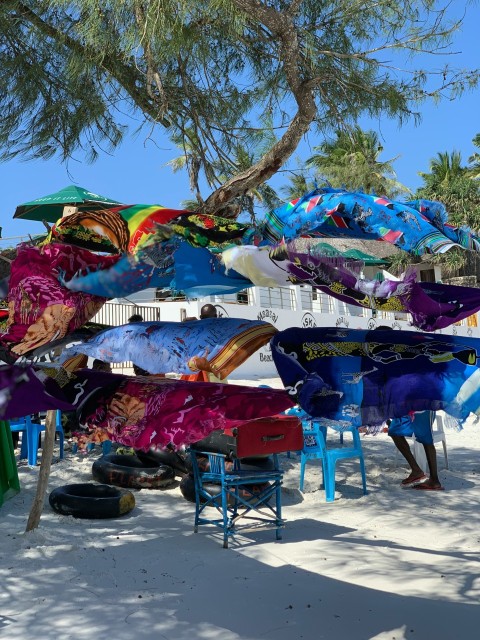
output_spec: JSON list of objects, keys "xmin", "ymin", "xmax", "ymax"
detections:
[
  {"xmin": 80, "ymin": 376, "xmax": 294, "ymax": 450},
  {"xmin": 0, "ymin": 243, "xmax": 118, "ymax": 358}
]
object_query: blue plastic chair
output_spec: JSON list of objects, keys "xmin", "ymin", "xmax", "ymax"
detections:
[
  {"xmin": 190, "ymin": 449, "xmax": 285, "ymax": 548},
  {"xmin": 299, "ymin": 418, "xmax": 367, "ymax": 502},
  {"xmin": 9, "ymin": 411, "xmax": 64, "ymax": 467}
]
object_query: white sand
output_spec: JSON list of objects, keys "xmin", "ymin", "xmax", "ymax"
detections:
[{"xmin": 1, "ymin": 377, "xmax": 480, "ymax": 640}]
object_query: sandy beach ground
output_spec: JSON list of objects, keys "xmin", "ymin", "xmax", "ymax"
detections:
[{"xmin": 1, "ymin": 376, "xmax": 480, "ymax": 640}]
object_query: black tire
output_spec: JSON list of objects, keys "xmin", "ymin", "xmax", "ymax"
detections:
[
  {"xmin": 135, "ymin": 447, "xmax": 189, "ymax": 476},
  {"xmin": 49, "ymin": 483, "xmax": 135, "ymax": 519},
  {"xmin": 92, "ymin": 454, "xmax": 176, "ymax": 489},
  {"xmin": 179, "ymin": 472, "xmax": 272, "ymax": 507},
  {"xmin": 180, "ymin": 474, "xmax": 223, "ymax": 505},
  {"xmin": 184, "ymin": 452, "xmax": 275, "ymax": 474}
]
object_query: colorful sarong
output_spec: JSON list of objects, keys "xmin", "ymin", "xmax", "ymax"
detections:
[
  {"xmin": 48, "ymin": 205, "xmax": 191, "ymax": 254},
  {"xmin": 78, "ymin": 375, "xmax": 294, "ymax": 450},
  {"xmin": 271, "ymin": 327, "xmax": 480, "ymax": 429},
  {"xmin": 0, "ymin": 364, "xmax": 294, "ymax": 450},
  {"xmin": 60, "ymin": 318, "xmax": 278, "ymax": 380},
  {"xmin": 263, "ymin": 188, "xmax": 480, "ymax": 255},
  {"xmin": 171, "ymin": 242, "xmax": 252, "ymax": 297},
  {"xmin": 61, "ymin": 253, "xmax": 172, "ymax": 298},
  {"xmin": 0, "ymin": 243, "xmax": 114, "ymax": 360},
  {"xmin": 281, "ymin": 247, "xmax": 480, "ymax": 331}
]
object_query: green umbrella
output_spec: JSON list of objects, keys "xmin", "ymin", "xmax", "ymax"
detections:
[
  {"xmin": 14, "ymin": 185, "xmax": 121, "ymax": 222},
  {"xmin": 342, "ymin": 248, "xmax": 388, "ymax": 266}
]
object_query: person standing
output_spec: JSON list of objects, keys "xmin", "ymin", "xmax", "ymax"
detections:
[
  {"xmin": 375, "ymin": 325, "xmax": 443, "ymax": 491},
  {"xmin": 388, "ymin": 410, "xmax": 443, "ymax": 491}
]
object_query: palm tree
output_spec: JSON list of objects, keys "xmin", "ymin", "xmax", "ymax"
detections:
[
  {"xmin": 280, "ymin": 172, "xmax": 317, "ymax": 201},
  {"xmin": 305, "ymin": 127, "xmax": 409, "ymax": 198},
  {"xmin": 416, "ymin": 150, "xmax": 480, "ymax": 229},
  {"xmin": 467, "ymin": 133, "xmax": 480, "ymax": 179},
  {"xmin": 169, "ymin": 124, "xmax": 281, "ymax": 222},
  {"xmin": 165, "ymin": 127, "xmax": 208, "ymax": 207},
  {"xmin": 418, "ymin": 151, "xmax": 465, "ymax": 191}
]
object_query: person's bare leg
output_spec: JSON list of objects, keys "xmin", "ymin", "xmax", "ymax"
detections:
[
  {"xmin": 413, "ymin": 444, "xmax": 443, "ymax": 490},
  {"xmin": 390, "ymin": 435, "xmax": 426, "ymax": 485}
]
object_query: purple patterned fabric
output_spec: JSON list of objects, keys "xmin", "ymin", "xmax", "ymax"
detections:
[
  {"xmin": 0, "ymin": 364, "xmax": 294, "ymax": 450},
  {"xmin": 283, "ymin": 248, "xmax": 480, "ymax": 331},
  {"xmin": 0, "ymin": 364, "xmax": 78, "ymax": 419},
  {"xmin": 271, "ymin": 327, "xmax": 480, "ymax": 430}
]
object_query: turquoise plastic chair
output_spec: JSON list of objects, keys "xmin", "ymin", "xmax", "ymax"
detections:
[
  {"xmin": 299, "ymin": 417, "xmax": 367, "ymax": 502},
  {"xmin": 9, "ymin": 411, "xmax": 64, "ymax": 467}
]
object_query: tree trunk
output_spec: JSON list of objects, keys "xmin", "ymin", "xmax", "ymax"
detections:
[{"xmin": 25, "ymin": 410, "xmax": 56, "ymax": 532}]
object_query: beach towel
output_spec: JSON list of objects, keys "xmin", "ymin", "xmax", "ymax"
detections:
[
  {"xmin": 76, "ymin": 374, "xmax": 294, "ymax": 450},
  {"xmin": 0, "ymin": 363, "xmax": 82, "ymax": 419},
  {"xmin": 263, "ymin": 188, "xmax": 480, "ymax": 255},
  {"xmin": 60, "ymin": 318, "xmax": 278, "ymax": 380},
  {"xmin": 0, "ymin": 364, "xmax": 294, "ymax": 450},
  {"xmin": 47, "ymin": 204, "xmax": 191, "ymax": 254},
  {"xmin": 0, "ymin": 243, "xmax": 113, "ymax": 360},
  {"xmin": 152, "ymin": 213, "xmax": 249, "ymax": 249},
  {"xmin": 281, "ymin": 247, "xmax": 480, "ymax": 331},
  {"xmin": 271, "ymin": 327, "xmax": 480, "ymax": 430},
  {"xmin": 170, "ymin": 242, "xmax": 252, "ymax": 297},
  {"xmin": 61, "ymin": 252, "xmax": 173, "ymax": 298}
]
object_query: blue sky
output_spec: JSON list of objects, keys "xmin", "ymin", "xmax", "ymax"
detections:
[{"xmin": 1, "ymin": 3, "xmax": 479, "ymax": 241}]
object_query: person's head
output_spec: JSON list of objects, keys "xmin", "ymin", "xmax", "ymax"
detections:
[
  {"xmin": 199, "ymin": 304, "xmax": 218, "ymax": 319},
  {"xmin": 128, "ymin": 313, "xmax": 144, "ymax": 323},
  {"xmin": 92, "ymin": 359, "xmax": 111, "ymax": 373}
]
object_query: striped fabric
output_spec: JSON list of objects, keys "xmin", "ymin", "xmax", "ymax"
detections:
[{"xmin": 263, "ymin": 188, "xmax": 480, "ymax": 255}]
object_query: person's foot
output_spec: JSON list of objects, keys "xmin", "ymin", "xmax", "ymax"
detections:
[
  {"xmin": 412, "ymin": 479, "xmax": 444, "ymax": 491},
  {"xmin": 401, "ymin": 471, "xmax": 427, "ymax": 486}
]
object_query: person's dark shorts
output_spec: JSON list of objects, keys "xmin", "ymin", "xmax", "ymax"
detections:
[{"xmin": 388, "ymin": 411, "xmax": 433, "ymax": 445}]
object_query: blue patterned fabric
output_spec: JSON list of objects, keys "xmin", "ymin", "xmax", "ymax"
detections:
[
  {"xmin": 60, "ymin": 318, "xmax": 278, "ymax": 380},
  {"xmin": 170, "ymin": 242, "xmax": 252, "ymax": 297},
  {"xmin": 61, "ymin": 240, "xmax": 250, "ymax": 299},
  {"xmin": 271, "ymin": 327, "xmax": 480, "ymax": 429},
  {"xmin": 61, "ymin": 253, "xmax": 172, "ymax": 298},
  {"xmin": 263, "ymin": 188, "xmax": 480, "ymax": 255}
]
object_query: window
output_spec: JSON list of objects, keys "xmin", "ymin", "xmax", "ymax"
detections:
[
  {"xmin": 259, "ymin": 287, "xmax": 294, "ymax": 310},
  {"xmin": 155, "ymin": 289, "xmax": 186, "ymax": 301},
  {"xmin": 419, "ymin": 268, "xmax": 435, "ymax": 283},
  {"xmin": 236, "ymin": 290, "xmax": 249, "ymax": 305}
]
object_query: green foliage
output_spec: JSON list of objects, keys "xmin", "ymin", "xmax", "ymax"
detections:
[
  {"xmin": 467, "ymin": 133, "xmax": 480, "ymax": 179},
  {"xmin": 280, "ymin": 172, "xmax": 317, "ymax": 201},
  {"xmin": 387, "ymin": 251, "xmax": 421, "ymax": 277},
  {"xmin": 416, "ymin": 150, "xmax": 480, "ymax": 230},
  {"xmin": 429, "ymin": 248, "xmax": 467, "ymax": 275},
  {"xmin": 305, "ymin": 127, "xmax": 410, "ymax": 198},
  {"xmin": 0, "ymin": 1, "xmax": 478, "ymax": 210},
  {"xmin": 0, "ymin": 247, "xmax": 16, "ymax": 281}
]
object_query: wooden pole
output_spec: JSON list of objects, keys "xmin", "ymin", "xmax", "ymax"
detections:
[{"xmin": 25, "ymin": 410, "xmax": 56, "ymax": 532}]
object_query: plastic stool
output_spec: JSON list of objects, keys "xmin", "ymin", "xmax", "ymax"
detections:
[{"xmin": 9, "ymin": 411, "xmax": 64, "ymax": 466}]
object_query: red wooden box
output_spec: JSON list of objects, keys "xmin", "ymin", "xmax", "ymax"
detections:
[{"xmin": 192, "ymin": 415, "xmax": 303, "ymax": 458}]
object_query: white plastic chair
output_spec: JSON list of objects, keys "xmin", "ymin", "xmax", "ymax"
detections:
[{"xmin": 412, "ymin": 413, "xmax": 448, "ymax": 471}]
